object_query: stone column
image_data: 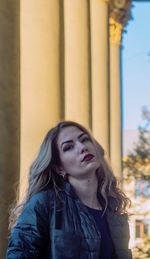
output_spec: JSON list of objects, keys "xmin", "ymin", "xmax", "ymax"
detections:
[
  {"xmin": 0, "ymin": 1, "xmax": 20, "ymax": 257},
  {"xmin": 109, "ymin": 18, "xmax": 122, "ymax": 178},
  {"xmin": 20, "ymin": 0, "xmax": 61, "ymax": 196},
  {"xmin": 64, "ymin": 0, "xmax": 90, "ymax": 128},
  {"xmin": 109, "ymin": 0, "xmax": 131, "ymax": 178},
  {"xmin": 90, "ymin": 0, "xmax": 110, "ymax": 155}
]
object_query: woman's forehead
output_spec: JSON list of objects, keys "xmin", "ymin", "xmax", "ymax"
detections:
[{"xmin": 57, "ymin": 126, "xmax": 85, "ymax": 145}]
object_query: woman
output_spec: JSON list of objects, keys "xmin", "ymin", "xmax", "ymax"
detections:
[{"xmin": 6, "ymin": 121, "xmax": 132, "ymax": 259}]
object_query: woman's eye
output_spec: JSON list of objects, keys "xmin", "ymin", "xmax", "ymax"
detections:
[
  {"xmin": 63, "ymin": 145, "xmax": 73, "ymax": 152},
  {"xmin": 81, "ymin": 136, "xmax": 90, "ymax": 142}
]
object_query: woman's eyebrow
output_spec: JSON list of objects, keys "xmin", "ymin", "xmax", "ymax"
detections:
[
  {"xmin": 78, "ymin": 132, "xmax": 86, "ymax": 139},
  {"xmin": 61, "ymin": 140, "xmax": 73, "ymax": 148},
  {"xmin": 61, "ymin": 133, "xmax": 86, "ymax": 148}
]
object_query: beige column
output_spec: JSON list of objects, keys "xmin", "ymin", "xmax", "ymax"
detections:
[
  {"xmin": 0, "ymin": 1, "xmax": 20, "ymax": 257},
  {"xmin": 109, "ymin": 0, "xmax": 131, "ymax": 179},
  {"xmin": 109, "ymin": 18, "xmax": 122, "ymax": 178},
  {"xmin": 20, "ymin": 0, "xmax": 61, "ymax": 195},
  {"xmin": 64, "ymin": 0, "xmax": 90, "ymax": 128},
  {"xmin": 90, "ymin": 0, "xmax": 110, "ymax": 155}
]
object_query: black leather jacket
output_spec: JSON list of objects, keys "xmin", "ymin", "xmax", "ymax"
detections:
[{"xmin": 6, "ymin": 182, "xmax": 132, "ymax": 259}]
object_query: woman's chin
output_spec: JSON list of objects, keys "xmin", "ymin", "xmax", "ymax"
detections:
[{"xmin": 84, "ymin": 160, "xmax": 99, "ymax": 170}]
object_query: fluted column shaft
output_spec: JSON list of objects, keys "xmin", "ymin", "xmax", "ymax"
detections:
[
  {"xmin": 109, "ymin": 0, "xmax": 131, "ymax": 178},
  {"xmin": 64, "ymin": 0, "xmax": 90, "ymax": 128},
  {"xmin": 90, "ymin": 0, "xmax": 110, "ymax": 155},
  {"xmin": 109, "ymin": 19, "xmax": 122, "ymax": 178},
  {"xmin": 20, "ymin": 0, "xmax": 61, "ymax": 195}
]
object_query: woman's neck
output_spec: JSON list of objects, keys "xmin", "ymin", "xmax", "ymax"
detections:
[{"xmin": 68, "ymin": 173, "xmax": 102, "ymax": 210}]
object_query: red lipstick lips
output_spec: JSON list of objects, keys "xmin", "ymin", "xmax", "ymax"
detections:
[{"xmin": 82, "ymin": 154, "xmax": 94, "ymax": 162}]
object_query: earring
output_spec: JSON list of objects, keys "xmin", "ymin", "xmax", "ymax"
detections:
[{"xmin": 62, "ymin": 174, "xmax": 67, "ymax": 180}]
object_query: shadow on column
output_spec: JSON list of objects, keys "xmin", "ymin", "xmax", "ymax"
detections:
[{"xmin": 0, "ymin": 1, "xmax": 20, "ymax": 257}]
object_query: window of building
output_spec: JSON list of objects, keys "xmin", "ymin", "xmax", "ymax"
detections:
[
  {"xmin": 135, "ymin": 220, "xmax": 144, "ymax": 238},
  {"xmin": 135, "ymin": 179, "xmax": 150, "ymax": 198}
]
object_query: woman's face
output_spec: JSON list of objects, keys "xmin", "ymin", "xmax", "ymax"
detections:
[{"xmin": 56, "ymin": 126, "xmax": 100, "ymax": 180}]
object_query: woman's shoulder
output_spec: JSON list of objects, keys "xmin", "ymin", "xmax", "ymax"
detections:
[
  {"xmin": 25, "ymin": 188, "xmax": 56, "ymax": 210},
  {"xmin": 30, "ymin": 188, "xmax": 55, "ymax": 202},
  {"xmin": 16, "ymin": 189, "xmax": 56, "ymax": 225},
  {"xmin": 19, "ymin": 189, "xmax": 55, "ymax": 215}
]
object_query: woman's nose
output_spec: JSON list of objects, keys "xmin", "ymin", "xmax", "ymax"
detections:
[{"xmin": 78, "ymin": 142, "xmax": 88, "ymax": 153}]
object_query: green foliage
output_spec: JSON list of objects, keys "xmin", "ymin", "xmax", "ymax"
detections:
[
  {"xmin": 132, "ymin": 236, "xmax": 150, "ymax": 259},
  {"xmin": 123, "ymin": 107, "xmax": 150, "ymax": 180}
]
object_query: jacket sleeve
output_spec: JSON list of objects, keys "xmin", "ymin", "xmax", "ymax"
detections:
[
  {"xmin": 107, "ymin": 211, "xmax": 133, "ymax": 259},
  {"xmin": 6, "ymin": 191, "xmax": 50, "ymax": 259}
]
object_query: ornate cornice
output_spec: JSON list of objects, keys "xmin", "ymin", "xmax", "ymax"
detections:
[
  {"xmin": 109, "ymin": 0, "xmax": 132, "ymax": 45},
  {"xmin": 109, "ymin": 0, "xmax": 132, "ymax": 26},
  {"xmin": 109, "ymin": 18, "xmax": 122, "ymax": 45}
]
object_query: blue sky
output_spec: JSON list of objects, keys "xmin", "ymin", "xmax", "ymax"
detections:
[{"xmin": 122, "ymin": 2, "xmax": 150, "ymax": 130}]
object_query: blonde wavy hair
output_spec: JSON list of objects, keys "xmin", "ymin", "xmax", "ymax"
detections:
[{"xmin": 9, "ymin": 121, "xmax": 130, "ymax": 229}]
